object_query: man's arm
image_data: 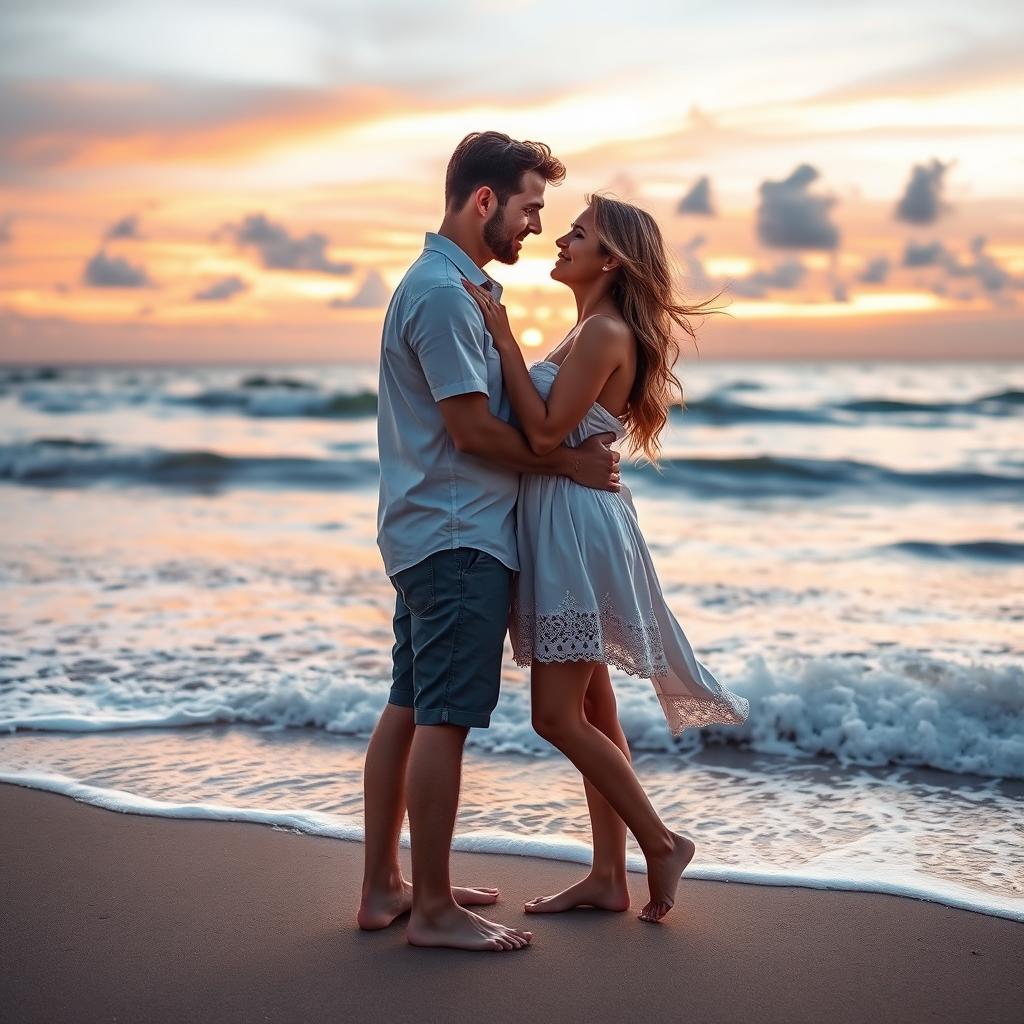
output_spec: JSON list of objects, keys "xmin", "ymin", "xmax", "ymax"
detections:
[
  {"xmin": 438, "ymin": 393, "xmax": 620, "ymax": 492},
  {"xmin": 404, "ymin": 284, "xmax": 619, "ymax": 491}
]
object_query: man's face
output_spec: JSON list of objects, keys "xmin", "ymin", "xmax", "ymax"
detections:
[{"xmin": 482, "ymin": 169, "xmax": 546, "ymax": 265}]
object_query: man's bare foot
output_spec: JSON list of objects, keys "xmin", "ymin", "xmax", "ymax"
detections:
[
  {"xmin": 524, "ymin": 872, "xmax": 630, "ymax": 914},
  {"xmin": 638, "ymin": 833, "xmax": 695, "ymax": 923},
  {"xmin": 407, "ymin": 903, "xmax": 533, "ymax": 951},
  {"xmin": 357, "ymin": 879, "xmax": 500, "ymax": 931}
]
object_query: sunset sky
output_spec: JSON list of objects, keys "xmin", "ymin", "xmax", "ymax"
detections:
[{"xmin": 1, "ymin": 0, "xmax": 1022, "ymax": 363}]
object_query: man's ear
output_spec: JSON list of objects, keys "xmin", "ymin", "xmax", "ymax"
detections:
[{"xmin": 473, "ymin": 185, "xmax": 496, "ymax": 218}]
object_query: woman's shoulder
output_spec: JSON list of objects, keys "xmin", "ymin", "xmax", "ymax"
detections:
[{"xmin": 574, "ymin": 313, "xmax": 634, "ymax": 359}]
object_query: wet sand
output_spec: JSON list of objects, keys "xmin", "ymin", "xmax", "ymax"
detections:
[{"xmin": 2, "ymin": 781, "xmax": 1021, "ymax": 1024}]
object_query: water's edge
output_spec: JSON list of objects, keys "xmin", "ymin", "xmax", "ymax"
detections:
[{"xmin": 3, "ymin": 770, "xmax": 1021, "ymax": 924}]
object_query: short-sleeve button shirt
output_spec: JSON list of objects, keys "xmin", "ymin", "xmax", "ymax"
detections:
[{"xmin": 376, "ymin": 232, "xmax": 520, "ymax": 577}]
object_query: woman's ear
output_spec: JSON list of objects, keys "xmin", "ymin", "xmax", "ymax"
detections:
[{"xmin": 601, "ymin": 254, "xmax": 621, "ymax": 273}]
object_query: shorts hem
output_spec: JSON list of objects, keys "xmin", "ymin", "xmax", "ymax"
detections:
[{"xmin": 414, "ymin": 707, "xmax": 492, "ymax": 728}]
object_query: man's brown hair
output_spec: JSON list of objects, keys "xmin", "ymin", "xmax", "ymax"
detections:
[{"xmin": 444, "ymin": 131, "xmax": 566, "ymax": 210}]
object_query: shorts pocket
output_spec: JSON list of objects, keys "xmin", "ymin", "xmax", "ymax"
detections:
[
  {"xmin": 392, "ymin": 556, "xmax": 435, "ymax": 616},
  {"xmin": 462, "ymin": 548, "xmax": 498, "ymax": 578}
]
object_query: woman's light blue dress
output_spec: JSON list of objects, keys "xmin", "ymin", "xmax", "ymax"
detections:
[{"xmin": 509, "ymin": 360, "xmax": 750, "ymax": 736}]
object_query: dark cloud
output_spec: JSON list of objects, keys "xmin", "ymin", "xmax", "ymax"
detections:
[
  {"xmin": 224, "ymin": 213, "xmax": 354, "ymax": 275},
  {"xmin": 193, "ymin": 275, "xmax": 249, "ymax": 302},
  {"xmin": 727, "ymin": 258, "xmax": 807, "ymax": 298},
  {"xmin": 902, "ymin": 240, "xmax": 948, "ymax": 267},
  {"xmin": 82, "ymin": 248, "xmax": 153, "ymax": 288},
  {"xmin": 904, "ymin": 235, "xmax": 1019, "ymax": 299},
  {"xmin": 938, "ymin": 249, "xmax": 974, "ymax": 277},
  {"xmin": 0, "ymin": 213, "xmax": 12, "ymax": 244},
  {"xmin": 105, "ymin": 213, "xmax": 140, "ymax": 240},
  {"xmin": 967, "ymin": 236, "xmax": 1012, "ymax": 293},
  {"xmin": 677, "ymin": 176, "xmax": 714, "ymax": 216},
  {"xmin": 894, "ymin": 158, "xmax": 953, "ymax": 226},
  {"xmin": 676, "ymin": 234, "xmax": 712, "ymax": 286},
  {"xmin": 328, "ymin": 269, "xmax": 390, "ymax": 309},
  {"xmin": 756, "ymin": 164, "xmax": 839, "ymax": 251},
  {"xmin": 858, "ymin": 256, "xmax": 890, "ymax": 283}
]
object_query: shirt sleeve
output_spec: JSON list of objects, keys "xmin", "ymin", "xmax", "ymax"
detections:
[{"xmin": 405, "ymin": 284, "xmax": 490, "ymax": 402}]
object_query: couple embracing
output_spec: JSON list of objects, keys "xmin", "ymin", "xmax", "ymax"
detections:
[{"xmin": 358, "ymin": 130, "xmax": 750, "ymax": 951}]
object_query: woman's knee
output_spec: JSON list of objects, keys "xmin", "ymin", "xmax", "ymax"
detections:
[
  {"xmin": 532, "ymin": 705, "xmax": 582, "ymax": 744},
  {"xmin": 531, "ymin": 662, "xmax": 592, "ymax": 742},
  {"xmin": 531, "ymin": 706, "xmax": 562, "ymax": 742}
]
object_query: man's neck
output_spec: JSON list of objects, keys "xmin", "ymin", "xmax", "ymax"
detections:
[{"xmin": 436, "ymin": 217, "xmax": 491, "ymax": 270}]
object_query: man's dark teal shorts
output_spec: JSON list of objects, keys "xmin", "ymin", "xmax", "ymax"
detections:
[{"xmin": 388, "ymin": 546, "xmax": 513, "ymax": 728}]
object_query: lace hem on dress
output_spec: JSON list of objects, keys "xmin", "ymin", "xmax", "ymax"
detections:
[
  {"xmin": 656, "ymin": 691, "xmax": 751, "ymax": 737},
  {"xmin": 511, "ymin": 589, "xmax": 668, "ymax": 678},
  {"xmin": 511, "ymin": 589, "xmax": 751, "ymax": 737}
]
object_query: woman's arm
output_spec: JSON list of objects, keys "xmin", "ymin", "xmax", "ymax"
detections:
[{"xmin": 462, "ymin": 279, "xmax": 626, "ymax": 456}]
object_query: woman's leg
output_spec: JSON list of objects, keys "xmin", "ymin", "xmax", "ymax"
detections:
[
  {"xmin": 525, "ymin": 664, "xmax": 630, "ymax": 913},
  {"xmin": 530, "ymin": 660, "xmax": 696, "ymax": 922},
  {"xmin": 581, "ymin": 664, "xmax": 631, "ymax": 878}
]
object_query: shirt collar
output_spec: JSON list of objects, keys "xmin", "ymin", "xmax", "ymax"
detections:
[{"xmin": 423, "ymin": 232, "xmax": 503, "ymax": 300}]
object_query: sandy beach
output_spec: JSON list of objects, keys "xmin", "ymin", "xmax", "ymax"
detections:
[{"xmin": 2, "ymin": 781, "xmax": 1021, "ymax": 1024}]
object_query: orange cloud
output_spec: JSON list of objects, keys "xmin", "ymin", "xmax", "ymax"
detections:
[{"xmin": 2, "ymin": 81, "xmax": 440, "ymax": 173}]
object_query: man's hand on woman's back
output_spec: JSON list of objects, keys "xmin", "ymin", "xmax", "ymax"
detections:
[{"xmin": 570, "ymin": 433, "xmax": 621, "ymax": 492}]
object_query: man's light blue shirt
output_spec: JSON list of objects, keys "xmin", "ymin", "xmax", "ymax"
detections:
[{"xmin": 376, "ymin": 232, "xmax": 520, "ymax": 578}]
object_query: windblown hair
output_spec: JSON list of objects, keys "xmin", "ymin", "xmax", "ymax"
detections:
[
  {"xmin": 589, "ymin": 192, "xmax": 730, "ymax": 464},
  {"xmin": 445, "ymin": 131, "xmax": 566, "ymax": 211}
]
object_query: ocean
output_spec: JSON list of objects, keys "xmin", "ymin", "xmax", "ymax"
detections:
[{"xmin": 1, "ymin": 359, "xmax": 1021, "ymax": 921}]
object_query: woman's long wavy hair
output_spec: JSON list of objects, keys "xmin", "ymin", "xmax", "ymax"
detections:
[{"xmin": 590, "ymin": 192, "xmax": 730, "ymax": 464}]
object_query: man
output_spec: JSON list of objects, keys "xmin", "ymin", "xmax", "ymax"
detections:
[{"xmin": 358, "ymin": 131, "xmax": 621, "ymax": 952}]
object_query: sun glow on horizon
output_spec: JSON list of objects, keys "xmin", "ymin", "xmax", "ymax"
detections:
[{"xmin": 728, "ymin": 290, "xmax": 949, "ymax": 319}]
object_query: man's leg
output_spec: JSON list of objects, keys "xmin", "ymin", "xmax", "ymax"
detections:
[
  {"xmin": 402, "ymin": 548, "xmax": 532, "ymax": 951},
  {"xmin": 357, "ymin": 701, "xmax": 414, "ymax": 929},
  {"xmin": 358, "ymin": 589, "xmax": 499, "ymax": 930},
  {"xmin": 404, "ymin": 724, "xmax": 528, "ymax": 950}
]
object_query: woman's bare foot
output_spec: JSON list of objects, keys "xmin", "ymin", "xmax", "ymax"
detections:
[
  {"xmin": 357, "ymin": 879, "xmax": 500, "ymax": 931},
  {"xmin": 524, "ymin": 872, "xmax": 630, "ymax": 914},
  {"xmin": 407, "ymin": 903, "xmax": 533, "ymax": 951},
  {"xmin": 638, "ymin": 833, "xmax": 695, "ymax": 923}
]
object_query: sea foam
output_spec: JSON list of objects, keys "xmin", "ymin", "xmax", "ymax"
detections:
[
  {"xmin": 3, "ymin": 651, "xmax": 1022, "ymax": 780},
  {"xmin": 2, "ymin": 770, "xmax": 1020, "ymax": 923}
]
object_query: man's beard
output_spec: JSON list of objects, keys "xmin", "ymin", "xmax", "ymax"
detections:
[{"xmin": 483, "ymin": 203, "xmax": 524, "ymax": 264}]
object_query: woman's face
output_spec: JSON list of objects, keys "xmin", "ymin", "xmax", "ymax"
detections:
[{"xmin": 551, "ymin": 204, "xmax": 607, "ymax": 285}]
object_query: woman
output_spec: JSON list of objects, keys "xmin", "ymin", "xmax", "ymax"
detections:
[{"xmin": 462, "ymin": 193, "xmax": 750, "ymax": 923}]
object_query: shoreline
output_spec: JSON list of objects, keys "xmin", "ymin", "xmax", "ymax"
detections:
[
  {"xmin": 3, "ymin": 781, "xmax": 1022, "ymax": 1024},
  {"xmin": 2, "ymin": 766, "xmax": 1022, "ymax": 924}
]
